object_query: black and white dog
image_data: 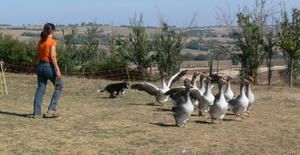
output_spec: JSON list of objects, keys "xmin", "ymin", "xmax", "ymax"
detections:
[{"xmin": 100, "ymin": 82, "xmax": 129, "ymax": 98}]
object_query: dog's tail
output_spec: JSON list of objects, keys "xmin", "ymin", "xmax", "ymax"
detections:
[{"xmin": 100, "ymin": 88, "xmax": 106, "ymax": 92}]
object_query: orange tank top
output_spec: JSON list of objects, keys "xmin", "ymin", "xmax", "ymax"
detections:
[{"xmin": 37, "ymin": 37, "xmax": 57, "ymax": 62}]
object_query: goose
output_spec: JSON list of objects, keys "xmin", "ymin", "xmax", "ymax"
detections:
[
  {"xmin": 198, "ymin": 76, "xmax": 215, "ymax": 116},
  {"xmin": 246, "ymin": 76, "xmax": 255, "ymax": 113},
  {"xmin": 130, "ymin": 70, "xmax": 188, "ymax": 104},
  {"xmin": 191, "ymin": 72, "xmax": 201, "ymax": 107},
  {"xmin": 224, "ymin": 76, "xmax": 234, "ymax": 100},
  {"xmin": 199, "ymin": 74, "xmax": 206, "ymax": 95},
  {"xmin": 164, "ymin": 78, "xmax": 202, "ymax": 108},
  {"xmin": 228, "ymin": 78, "xmax": 249, "ymax": 119},
  {"xmin": 191, "ymin": 72, "xmax": 200, "ymax": 90},
  {"xmin": 209, "ymin": 77, "xmax": 228, "ymax": 124},
  {"xmin": 169, "ymin": 79, "xmax": 194, "ymax": 127}
]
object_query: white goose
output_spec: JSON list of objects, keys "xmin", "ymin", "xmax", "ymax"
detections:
[
  {"xmin": 209, "ymin": 77, "xmax": 229, "ymax": 124},
  {"xmin": 191, "ymin": 72, "xmax": 201, "ymax": 107},
  {"xmin": 170, "ymin": 79, "xmax": 194, "ymax": 127},
  {"xmin": 224, "ymin": 76, "xmax": 234, "ymax": 101},
  {"xmin": 164, "ymin": 79, "xmax": 202, "ymax": 108},
  {"xmin": 198, "ymin": 76, "xmax": 215, "ymax": 116},
  {"xmin": 246, "ymin": 76, "xmax": 255, "ymax": 113},
  {"xmin": 228, "ymin": 78, "xmax": 249, "ymax": 119},
  {"xmin": 199, "ymin": 74, "xmax": 206, "ymax": 95},
  {"xmin": 131, "ymin": 70, "xmax": 188, "ymax": 104}
]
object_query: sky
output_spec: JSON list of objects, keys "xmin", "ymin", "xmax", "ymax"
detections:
[{"xmin": 0, "ymin": 0, "xmax": 299, "ymax": 26}]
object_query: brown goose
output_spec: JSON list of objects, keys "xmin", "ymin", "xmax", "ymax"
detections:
[
  {"xmin": 246, "ymin": 76, "xmax": 255, "ymax": 113},
  {"xmin": 164, "ymin": 80, "xmax": 202, "ymax": 107},
  {"xmin": 209, "ymin": 78, "xmax": 228, "ymax": 124},
  {"xmin": 191, "ymin": 72, "xmax": 201, "ymax": 107},
  {"xmin": 166, "ymin": 79, "xmax": 195, "ymax": 127},
  {"xmin": 224, "ymin": 76, "xmax": 234, "ymax": 100},
  {"xmin": 199, "ymin": 74, "xmax": 206, "ymax": 95},
  {"xmin": 130, "ymin": 70, "xmax": 188, "ymax": 104},
  {"xmin": 198, "ymin": 76, "xmax": 215, "ymax": 116},
  {"xmin": 215, "ymin": 76, "xmax": 234, "ymax": 101},
  {"xmin": 228, "ymin": 78, "xmax": 249, "ymax": 119}
]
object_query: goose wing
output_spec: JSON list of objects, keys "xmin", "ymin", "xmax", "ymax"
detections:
[
  {"xmin": 165, "ymin": 87, "xmax": 201, "ymax": 102},
  {"xmin": 167, "ymin": 70, "xmax": 188, "ymax": 88},
  {"xmin": 164, "ymin": 87, "xmax": 186, "ymax": 104},
  {"xmin": 189, "ymin": 88, "xmax": 202, "ymax": 101},
  {"xmin": 228, "ymin": 96, "xmax": 239, "ymax": 106},
  {"xmin": 131, "ymin": 83, "xmax": 160, "ymax": 96},
  {"xmin": 164, "ymin": 87, "xmax": 185, "ymax": 96}
]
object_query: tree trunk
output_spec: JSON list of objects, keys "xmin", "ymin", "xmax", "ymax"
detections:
[
  {"xmin": 149, "ymin": 66, "xmax": 152, "ymax": 81},
  {"xmin": 217, "ymin": 54, "xmax": 219, "ymax": 75},
  {"xmin": 267, "ymin": 57, "xmax": 272, "ymax": 86},
  {"xmin": 250, "ymin": 69, "xmax": 258, "ymax": 85},
  {"xmin": 209, "ymin": 60, "xmax": 213, "ymax": 76},
  {"xmin": 289, "ymin": 58, "xmax": 294, "ymax": 87}
]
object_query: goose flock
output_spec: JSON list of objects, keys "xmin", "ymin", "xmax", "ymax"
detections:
[{"xmin": 131, "ymin": 70, "xmax": 255, "ymax": 127}]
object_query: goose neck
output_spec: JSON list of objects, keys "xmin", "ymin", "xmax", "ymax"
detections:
[
  {"xmin": 204, "ymin": 81, "xmax": 210, "ymax": 95},
  {"xmin": 200, "ymin": 78, "xmax": 205, "ymax": 87},
  {"xmin": 161, "ymin": 78, "xmax": 167, "ymax": 88},
  {"xmin": 248, "ymin": 83, "xmax": 252, "ymax": 92},
  {"xmin": 241, "ymin": 84, "xmax": 246, "ymax": 97},
  {"xmin": 225, "ymin": 81, "xmax": 231, "ymax": 91},
  {"xmin": 185, "ymin": 87, "xmax": 191, "ymax": 101}
]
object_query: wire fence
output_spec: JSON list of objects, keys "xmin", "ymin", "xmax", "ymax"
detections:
[{"xmin": 5, "ymin": 63, "xmax": 160, "ymax": 82}]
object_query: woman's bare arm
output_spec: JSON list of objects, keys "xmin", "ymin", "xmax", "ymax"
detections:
[{"xmin": 50, "ymin": 45, "xmax": 61, "ymax": 77}]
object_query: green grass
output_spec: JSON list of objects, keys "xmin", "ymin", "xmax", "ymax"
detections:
[{"xmin": 0, "ymin": 73, "xmax": 299, "ymax": 154}]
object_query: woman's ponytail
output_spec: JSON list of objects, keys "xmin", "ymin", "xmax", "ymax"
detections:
[
  {"xmin": 40, "ymin": 23, "xmax": 56, "ymax": 42},
  {"xmin": 40, "ymin": 31, "xmax": 47, "ymax": 41}
]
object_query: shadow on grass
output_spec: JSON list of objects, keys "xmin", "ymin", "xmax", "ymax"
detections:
[
  {"xmin": 226, "ymin": 113, "xmax": 236, "ymax": 116},
  {"xmin": 127, "ymin": 103, "xmax": 151, "ymax": 106},
  {"xmin": 127, "ymin": 102, "xmax": 162, "ymax": 106},
  {"xmin": 191, "ymin": 114, "xmax": 202, "ymax": 117},
  {"xmin": 146, "ymin": 103, "xmax": 162, "ymax": 106},
  {"xmin": 222, "ymin": 118, "xmax": 237, "ymax": 122},
  {"xmin": 150, "ymin": 122, "xmax": 177, "ymax": 127},
  {"xmin": 0, "ymin": 110, "xmax": 31, "ymax": 118},
  {"xmin": 195, "ymin": 120, "xmax": 214, "ymax": 124},
  {"xmin": 155, "ymin": 107, "xmax": 171, "ymax": 112},
  {"xmin": 100, "ymin": 96, "xmax": 117, "ymax": 99}
]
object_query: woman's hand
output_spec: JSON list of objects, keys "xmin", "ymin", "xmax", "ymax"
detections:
[
  {"xmin": 50, "ymin": 45, "xmax": 62, "ymax": 77},
  {"xmin": 56, "ymin": 71, "xmax": 62, "ymax": 77}
]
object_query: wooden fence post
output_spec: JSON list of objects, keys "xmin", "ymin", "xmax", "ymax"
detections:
[{"xmin": 0, "ymin": 61, "xmax": 8, "ymax": 95}]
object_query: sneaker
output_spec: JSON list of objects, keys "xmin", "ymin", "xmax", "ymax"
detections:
[
  {"xmin": 43, "ymin": 109, "xmax": 60, "ymax": 118},
  {"xmin": 29, "ymin": 114, "xmax": 43, "ymax": 119}
]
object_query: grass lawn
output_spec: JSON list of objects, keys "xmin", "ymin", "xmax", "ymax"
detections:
[{"xmin": 0, "ymin": 73, "xmax": 299, "ymax": 154}]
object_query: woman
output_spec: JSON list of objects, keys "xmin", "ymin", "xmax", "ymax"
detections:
[{"xmin": 33, "ymin": 23, "xmax": 63, "ymax": 118}]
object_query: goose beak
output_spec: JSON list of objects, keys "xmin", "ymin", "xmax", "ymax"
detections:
[
  {"xmin": 248, "ymin": 76, "xmax": 254, "ymax": 82},
  {"xmin": 243, "ymin": 79, "xmax": 250, "ymax": 84},
  {"xmin": 221, "ymin": 79, "xmax": 228, "ymax": 85}
]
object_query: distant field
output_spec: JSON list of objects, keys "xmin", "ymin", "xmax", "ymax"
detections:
[
  {"xmin": 0, "ymin": 73, "xmax": 299, "ymax": 154},
  {"xmin": 181, "ymin": 59, "xmax": 285, "ymax": 68}
]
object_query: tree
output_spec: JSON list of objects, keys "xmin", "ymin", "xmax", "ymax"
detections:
[
  {"xmin": 61, "ymin": 27, "xmax": 78, "ymax": 72},
  {"xmin": 232, "ymin": 12, "xmax": 265, "ymax": 82},
  {"xmin": 218, "ymin": 0, "xmax": 279, "ymax": 84},
  {"xmin": 0, "ymin": 33, "xmax": 35, "ymax": 67},
  {"xmin": 153, "ymin": 23, "xmax": 184, "ymax": 75},
  {"xmin": 264, "ymin": 28, "xmax": 277, "ymax": 86},
  {"xmin": 81, "ymin": 23, "xmax": 102, "ymax": 64},
  {"xmin": 120, "ymin": 14, "xmax": 152, "ymax": 73},
  {"xmin": 278, "ymin": 8, "xmax": 300, "ymax": 87}
]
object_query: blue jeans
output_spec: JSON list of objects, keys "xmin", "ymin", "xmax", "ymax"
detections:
[{"xmin": 33, "ymin": 61, "xmax": 63, "ymax": 115}]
